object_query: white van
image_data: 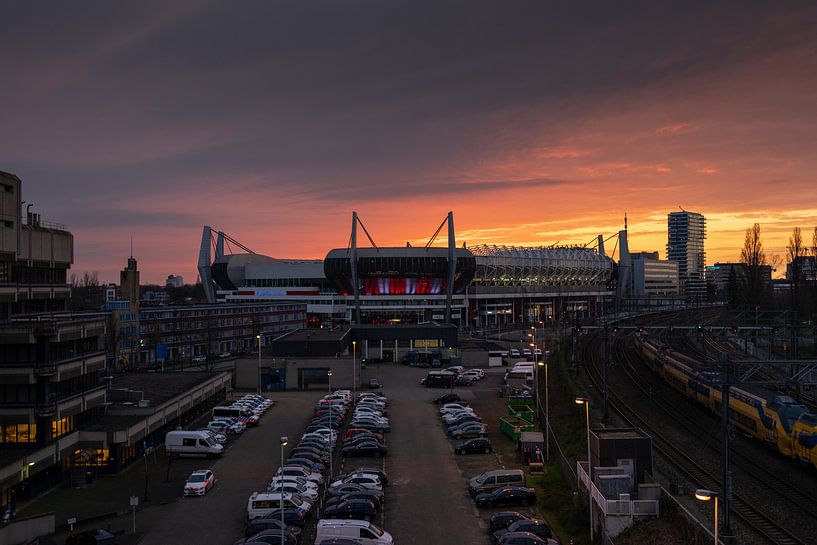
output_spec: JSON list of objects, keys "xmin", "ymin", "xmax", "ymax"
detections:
[
  {"xmin": 316, "ymin": 519, "xmax": 393, "ymax": 545},
  {"xmin": 165, "ymin": 430, "xmax": 223, "ymax": 458},
  {"xmin": 246, "ymin": 491, "xmax": 312, "ymax": 521}
]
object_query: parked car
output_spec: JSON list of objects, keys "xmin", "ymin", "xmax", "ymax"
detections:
[
  {"xmin": 286, "ymin": 457, "xmax": 325, "ymax": 472},
  {"xmin": 367, "ymin": 378, "xmax": 382, "ymax": 389},
  {"xmin": 439, "ymin": 403, "xmax": 472, "ymax": 415},
  {"xmin": 341, "ymin": 441, "xmax": 388, "ymax": 458},
  {"xmin": 433, "ymin": 393, "xmax": 460, "ymax": 404},
  {"xmin": 489, "ymin": 512, "xmax": 531, "ymax": 533},
  {"xmin": 456, "ymin": 438, "xmax": 492, "ymax": 455},
  {"xmin": 268, "ymin": 476, "xmax": 319, "ymax": 491},
  {"xmin": 183, "ymin": 469, "xmax": 215, "ymax": 496},
  {"xmin": 326, "ymin": 483, "xmax": 367, "ymax": 499},
  {"xmin": 243, "ymin": 518, "xmax": 302, "ymax": 540},
  {"xmin": 257, "ymin": 508, "xmax": 307, "ymax": 528},
  {"xmin": 454, "ymin": 375, "xmax": 475, "ymax": 386},
  {"xmin": 493, "ymin": 520, "xmax": 552, "ymax": 543},
  {"xmin": 510, "ymin": 349, "xmax": 520, "ymax": 357},
  {"xmin": 330, "ymin": 474, "xmax": 382, "ymax": 491},
  {"xmin": 475, "ymin": 487, "xmax": 537, "ymax": 508},
  {"xmin": 323, "ymin": 499, "xmax": 378, "ymax": 521},
  {"xmin": 234, "ymin": 529, "xmax": 297, "ymax": 545},
  {"xmin": 346, "ymin": 428, "xmax": 384, "ymax": 442},
  {"xmin": 334, "ymin": 467, "xmax": 389, "ymax": 485},
  {"xmin": 450, "ymin": 424, "xmax": 489, "ymax": 440},
  {"xmin": 267, "ymin": 482, "xmax": 319, "ymax": 502},
  {"xmin": 325, "ymin": 489, "xmax": 385, "ymax": 508},
  {"xmin": 496, "ymin": 532, "xmax": 553, "ymax": 545}
]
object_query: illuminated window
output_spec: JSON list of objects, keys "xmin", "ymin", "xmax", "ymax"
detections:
[
  {"xmin": 51, "ymin": 416, "xmax": 74, "ymax": 438},
  {"xmin": 0, "ymin": 423, "xmax": 37, "ymax": 443}
]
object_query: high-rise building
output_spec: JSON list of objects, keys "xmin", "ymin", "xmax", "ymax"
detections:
[
  {"xmin": 166, "ymin": 274, "xmax": 184, "ymax": 289},
  {"xmin": 667, "ymin": 211, "xmax": 706, "ymax": 299}
]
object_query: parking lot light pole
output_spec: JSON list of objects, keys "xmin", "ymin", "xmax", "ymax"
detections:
[
  {"xmin": 279, "ymin": 436, "xmax": 288, "ymax": 545},
  {"xmin": 352, "ymin": 341, "xmax": 357, "ymax": 405},
  {"xmin": 256, "ymin": 335, "xmax": 262, "ymax": 394},
  {"xmin": 695, "ymin": 489, "xmax": 719, "ymax": 545},
  {"xmin": 327, "ymin": 370, "xmax": 333, "ymax": 478},
  {"xmin": 575, "ymin": 397, "xmax": 593, "ymax": 542},
  {"xmin": 539, "ymin": 359, "xmax": 548, "ymax": 461}
]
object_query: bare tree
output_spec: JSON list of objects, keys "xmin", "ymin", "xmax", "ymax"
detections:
[
  {"xmin": 740, "ymin": 223, "xmax": 771, "ymax": 308},
  {"xmin": 787, "ymin": 227, "xmax": 804, "ymax": 314}
]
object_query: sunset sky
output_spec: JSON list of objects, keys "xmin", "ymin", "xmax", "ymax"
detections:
[{"xmin": 2, "ymin": 1, "xmax": 816, "ymax": 283}]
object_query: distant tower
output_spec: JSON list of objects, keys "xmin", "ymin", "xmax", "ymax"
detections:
[
  {"xmin": 667, "ymin": 210, "xmax": 706, "ymax": 299},
  {"xmin": 120, "ymin": 256, "xmax": 140, "ymax": 305}
]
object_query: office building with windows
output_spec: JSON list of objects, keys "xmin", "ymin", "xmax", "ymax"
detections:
[{"xmin": 667, "ymin": 211, "xmax": 706, "ymax": 299}]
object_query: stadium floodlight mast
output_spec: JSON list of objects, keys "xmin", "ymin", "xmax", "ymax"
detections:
[{"xmin": 575, "ymin": 397, "xmax": 593, "ymax": 542}]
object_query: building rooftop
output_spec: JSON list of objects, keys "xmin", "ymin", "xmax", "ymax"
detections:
[
  {"xmin": 109, "ymin": 371, "xmax": 224, "ymax": 407},
  {"xmin": 275, "ymin": 327, "xmax": 351, "ymax": 343}
]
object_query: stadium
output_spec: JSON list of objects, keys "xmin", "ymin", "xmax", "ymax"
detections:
[{"xmin": 197, "ymin": 212, "xmax": 614, "ymax": 328}]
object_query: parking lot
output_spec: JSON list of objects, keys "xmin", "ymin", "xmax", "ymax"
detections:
[{"xmin": 28, "ymin": 358, "xmax": 545, "ymax": 545}]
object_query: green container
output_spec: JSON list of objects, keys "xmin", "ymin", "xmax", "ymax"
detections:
[
  {"xmin": 499, "ymin": 415, "xmax": 535, "ymax": 440},
  {"xmin": 508, "ymin": 395, "xmax": 533, "ymax": 408},
  {"xmin": 509, "ymin": 404, "xmax": 534, "ymax": 422}
]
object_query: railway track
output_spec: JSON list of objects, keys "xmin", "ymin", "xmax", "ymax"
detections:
[{"xmin": 581, "ymin": 334, "xmax": 811, "ymax": 545}]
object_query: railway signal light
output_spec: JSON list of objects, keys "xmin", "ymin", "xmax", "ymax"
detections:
[
  {"xmin": 574, "ymin": 324, "xmax": 583, "ymax": 333},
  {"xmin": 638, "ymin": 326, "xmax": 645, "ymax": 334},
  {"xmin": 612, "ymin": 326, "xmax": 619, "ymax": 334},
  {"xmin": 730, "ymin": 325, "xmax": 738, "ymax": 334}
]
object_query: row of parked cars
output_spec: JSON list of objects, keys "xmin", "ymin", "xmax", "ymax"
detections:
[
  {"xmin": 439, "ymin": 401, "xmax": 489, "ymax": 442},
  {"xmin": 164, "ymin": 394, "xmax": 275, "ymax": 497},
  {"xmin": 240, "ymin": 389, "xmax": 394, "ymax": 545},
  {"xmin": 467, "ymin": 469, "xmax": 555, "ymax": 545}
]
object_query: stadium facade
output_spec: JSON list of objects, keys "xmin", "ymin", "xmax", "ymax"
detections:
[{"xmin": 197, "ymin": 213, "xmax": 615, "ymax": 328}]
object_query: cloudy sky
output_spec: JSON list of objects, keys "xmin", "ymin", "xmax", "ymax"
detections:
[{"xmin": 2, "ymin": 1, "xmax": 816, "ymax": 283}]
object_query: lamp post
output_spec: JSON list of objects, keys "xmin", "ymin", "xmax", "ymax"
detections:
[
  {"xmin": 575, "ymin": 397, "xmax": 593, "ymax": 542},
  {"xmin": 539, "ymin": 359, "xmax": 548, "ymax": 461},
  {"xmin": 695, "ymin": 489, "xmax": 719, "ymax": 545},
  {"xmin": 528, "ymin": 326, "xmax": 540, "ymax": 419},
  {"xmin": 352, "ymin": 341, "xmax": 357, "ymax": 405},
  {"xmin": 256, "ymin": 335, "xmax": 262, "ymax": 394},
  {"xmin": 327, "ymin": 370, "xmax": 333, "ymax": 478},
  {"xmin": 279, "ymin": 436, "xmax": 288, "ymax": 545}
]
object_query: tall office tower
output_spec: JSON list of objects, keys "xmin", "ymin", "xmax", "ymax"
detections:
[{"xmin": 667, "ymin": 211, "xmax": 706, "ymax": 299}]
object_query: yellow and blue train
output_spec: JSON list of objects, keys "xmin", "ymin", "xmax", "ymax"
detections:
[{"xmin": 637, "ymin": 336, "xmax": 817, "ymax": 470}]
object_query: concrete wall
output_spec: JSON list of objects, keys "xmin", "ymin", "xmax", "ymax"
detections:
[
  {"xmin": 0, "ymin": 513, "xmax": 55, "ymax": 545},
  {"xmin": 236, "ymin": 356, "xmax": 364, "ymax": 391}
]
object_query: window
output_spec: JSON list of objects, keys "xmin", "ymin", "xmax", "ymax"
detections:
[
  {"xmin": 1, "ymin": 183, "xmax": 12, "ymax": 193},
  {"xmin": 1, "ymin": 220, "xmax": 11, "ymax": 229},
  {"xmin": 1, "ymin": 423, "xmax": 37, "ymax": 443},
  {"xmin": 52, "ymin": 416, "xmax": 74, "ymax": 438},
  {"xmin": 182, "ymin": 438, "xmax": 196, "ymax": 447}
]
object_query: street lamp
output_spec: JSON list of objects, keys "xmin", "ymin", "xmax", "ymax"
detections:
[
  {"xmin": 695, "ymin": 489, "xmax": 719, "ymax": 545},
  {"xmin": 327, "ymin": 370, "xmax": 333, "ymax": 478},
  {"xmin": 575, "ymin": 397, "xmax": 593, "ymax": 542},
  {"xmin": 256, "ymin": 335, "xmax": 262, "ymax": 394},
  {"xmin": 279, "ymin": 436, "xmax": 288, "ymax": 545},
  {"xmin": 352, "ymin": 341, "xmax": 357, "ymax": 405}
]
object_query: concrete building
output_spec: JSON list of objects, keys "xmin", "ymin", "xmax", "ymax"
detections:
[
  {"xmin": 0, "ymin": 170, "xmax": 73, "ymax": 320},
  {"xmin": 786, "ymin": 255, "xmax": 817, "ymax": 282},
  {"xmin": 706, "ymin": 262, "xmax": 772, "ymax": 301},
  {"xmin": 630, "ymin": 252, "xmax": 680, "ymax": 299},
  {"xmin": 165, "ymin": 274, "xmax": 184, "ymax": 289},
  {"xmin": 667, "ymin": 211, "xmax": 706, "ymax": 299}
]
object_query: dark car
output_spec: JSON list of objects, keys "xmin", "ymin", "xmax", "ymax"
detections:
[
  {"xmin": 285, "ymin": 458, "xmax": 325, "ymax": 472},
  {"xmin": 335, "ymin": 467, "xmax": 389, "ymax": 485},
  {"xmin": 475, "ymin": 487, "xmax": 537, "ymax": 508},
  {"xmin": 289, "ymin": 451, "xmax": 329, "ymax": 465},
  {"xmin": 323, "ymin": 499, "xmax": 377, "ymax": 521},
  {"xmin": 347, "ymin": 421, "xmax": 387, "ymax": 434},
  {"xmin": 368, "ymin": 378, "xmax": 382, "ymax": 389},
  {"xmin": 346, "ymin": 428, "xmax": 384, "ymax": 442},
  {"xmin": 341, "ymin": 441, "xmax": 388, "ymax": 458},
  {"xmin": 291, "ymin": 446, "xmax": 330, "ymax": 459},
  {"xmin": 236, "ymin": 529, "xmax": 297, "ymax": 545},
  {"xmin": 434, "ymin": 393, "xmax": 461, "ymax": 404},
  {"xmin": 244, "ymin": 518, "xmax": 302, "ymax": 539},
  {"xmin": 326, "ymin": 483, "xmax": 367, "ymax": 498},
  {"xmin": 456, "ymin": 437, "xmax": 492, "ymax": 455},
  {"xmin": 317, "ymin": 539, "xmax": 359, "ymax": 545},
  {"xmin": 489, "ymin": 512, "xmax": 530, "ymax": 533},
  {"xmin": 493, "ymin": 520, "xmax": 552, "ymax": 543},
  {"xmin": 258, "ymin": 509, "xmax": 306, "ymax": 528},
  {"xmin": 344, "ymin": 432, "xmax": 384, "ymax": 445},
  {"xmin": 325, "ymin": 490, "xmax": 385, "ymax": 508},
  {"xmin": 454, "ymin": 375, "xmax": 475, "ymax": 386},
  {"xmin": 496, "ymin": 532, "xmax": 551, "ymax": 545}
]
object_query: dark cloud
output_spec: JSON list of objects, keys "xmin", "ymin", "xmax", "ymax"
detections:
[{"xmin": 1, "ymin": 1, "xmax": 816, "ymax": 280}]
